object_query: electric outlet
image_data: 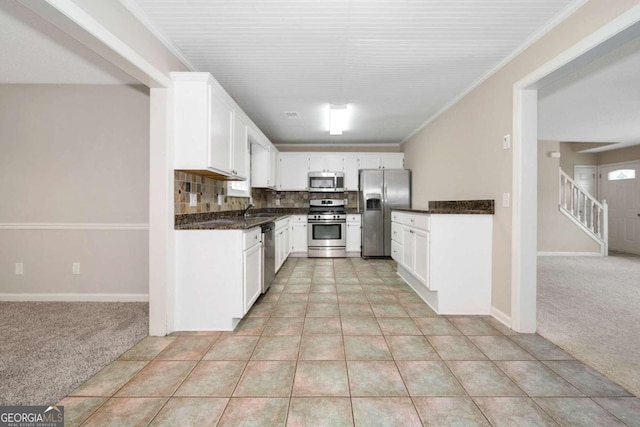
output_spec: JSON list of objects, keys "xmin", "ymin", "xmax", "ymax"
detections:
[
  {"xmin": 502, "ymin": 192, "xmax": 511, "ymax": 208},
  {"xmin": 503, "ymin": 134, "xmax": 511, "ymax": 150},
  {"xmin": 217, "ymin": 194, "xmax": 223, "ymax": 205},
  {"xmin": 72, "ymin": 262, "xmax": 81, "ymax": 275},
  {"xmin": 15, "ymin": 262, "xmax": 24, "ymax": 275},
  {"xmin": 275, "ymin": 198, "xmax": 281, "ymax": 206},
  {"xmin": 189, "ymin": 193, "xmax": 197, "ymax": 207}
]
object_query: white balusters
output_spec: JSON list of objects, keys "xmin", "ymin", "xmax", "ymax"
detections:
[{"xmin": 558, "ymin": 170, "xmax": 608, "ymax": 255}]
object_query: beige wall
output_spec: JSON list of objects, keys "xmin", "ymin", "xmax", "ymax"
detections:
[
  {"xmin": 0, "ymin": 84, "xmax": 150, "ymax": 297},
  {"xmin": 560, "ymin": 142, "xmax": 598, "ymax": 177},
  {"xmin": 597, "ymin": 144, "xmax": 640, "ymax": 165},
  {"xmin": 401, "ymin": 0, "xmax": 640, "ymax": 317},
  {"xmin": 537, "ymin": 141, "xmax": 600, "ymax": 253}
]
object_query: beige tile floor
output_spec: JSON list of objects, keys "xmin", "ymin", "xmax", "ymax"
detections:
[{"xmin": 59, "ymin": 258, "xmax": 640, "ymax": 426}]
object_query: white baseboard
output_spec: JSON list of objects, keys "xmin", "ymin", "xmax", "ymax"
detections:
[
  {"xmin": 0, "ymin": 293, "xmax": 149, "ymax": 302},
  {"xmin": 537, "ymin": 251, "xmax": 602, "ymax": 257},
  {"xmin": 490, "ymin": 306, "xmax": 512, "ymax": 328}
]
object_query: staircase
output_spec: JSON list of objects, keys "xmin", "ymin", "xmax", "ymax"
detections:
[{"xmin": 559, "ymin": 170, "xmax": 608, "ymax": 255}]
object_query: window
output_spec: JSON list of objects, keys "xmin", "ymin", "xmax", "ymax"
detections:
[
  {"xmin": 228, "ymin": 179, "xmax": 250, "ymax": 197},
  {"xmin": 607, "ymin": 169, "xmax": 636, "ymax": 181}
]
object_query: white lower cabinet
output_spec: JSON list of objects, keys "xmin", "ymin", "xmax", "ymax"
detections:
[
  {"xmin": 243, "ymin": 238, "xmax": 262, "ymax": 313},
  {"xmin": 391, "ymin": 211, "xmax": 493, "ymax": 315},
  {"xmin": 346, "ymin": 214, "xmax": 361, "ymax": 256},
  {"xmin": 290, "ymin": 215, "xmax": 308, "ymax": 256},
  {"xmin": 175, "ymin": 227, "xmax": 262, "ymax": 331},
  {"xmin": 274, "ymin": 217, "xmax": 291, "ymax": 271}
]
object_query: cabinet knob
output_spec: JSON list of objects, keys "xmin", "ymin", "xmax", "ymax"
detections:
[{"xmin": 410, "ymin": 230, "xmax": 414, "ymax": 234}]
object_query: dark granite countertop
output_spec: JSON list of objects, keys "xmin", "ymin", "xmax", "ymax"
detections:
[
  {"xmin": 393, "ymin": 208, "xmax": 492, "ymax": 215},
  {"xmin": 175, "ymin": 208, "xmax": 306, "ymax": 230},
  {"xmin": 394, "ymin": 200, "xmax": 495, "ymax": 215}
]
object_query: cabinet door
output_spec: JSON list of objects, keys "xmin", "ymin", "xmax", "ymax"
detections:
[
  {"xmin": 381, "ymin": 154, "xmax": 404, "ymax": 169},
  {"xmin": 413, "ymin": 228, "xmax": 429, "ymax": 287},
  {"xmin": 308, "ymin": 156, "xmax": 325, "ymax": 172},
  {"xmin": 391, "ymin": 240, "xmax": 402, "ymax": 263},
  {"xmin": 283, "ymin": 226, "xmax": 290, "ymax": 260},
  {"xmin": 346, "ymin": 222, "xmax": 361, "ymax": 253},
  {"xmin": 344, "ymin": 156, "xmax": 359, "ymax": 190},
  {"xmin": 308, "ymin": 155, "xmax": 344, "ymax": 172},
  {"xmin": 291, "ymin": 223, "xmax": 308, "ymax": 253},
  {"xmin": 401, "ymin": 226, "xmax": 415, "ymax": 272},
  {"xmin": 232, "ymin": 112, "xmax": 248, "ymax": 179},
  {"xmin": 209, "ymin": 89, "xmax": 233, "ymax": 174},
  {"xmin": 275, "ymin": 228, "xmax": 287, "ymax": 271},
  {"xmin": 358, "ymin": 155, "xmax": 381, "ymax": 170},
  {"xmin": 270, "ymin": 148, "xmax": 278, "ymax": 188},
  {"xmin": 279, "ymin": 154, "xmax": 309, "ymax": 190},
  {"xmin": 243, "ymin": 243, "xmax": 262, "ymax": 314},
  {"xmin": 324, "ymin": 156, "xmax": 344, "ymax": 172}
]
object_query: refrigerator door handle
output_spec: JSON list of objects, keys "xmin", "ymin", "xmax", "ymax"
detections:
[{"xmin": 383, "ymin": 183, "xmax": 388, "ymax": 204}]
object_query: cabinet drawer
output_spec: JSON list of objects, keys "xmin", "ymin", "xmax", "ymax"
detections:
[
  {"xmin": 391, "ymin": 211, "xmax": 404, "ymax": 223},
  {"xmin": 243, "ymin": 228, "xmax": 262, "ymax": 249},
  {"xmin": 347, "ymin": 214, "xmax": 361, "ymax": 223},
  {"xmin": 275, "ymin": 217, "xmax": 290, "ymax": 230},
  {"xmin": 291, "ymin": 215, "xmax": 307, "ymax": 223},
  {"xmin": 402, "ymin": 214, "xmax": 429, "ymax": 231},
  {"xmin": 391, "ymin": 222, "xmax": 402, "ymax": 244}
]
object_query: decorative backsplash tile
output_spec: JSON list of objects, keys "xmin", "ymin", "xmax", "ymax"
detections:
[{"xmin": 174, "ymin": 171, "xmax": 359, "ymax": 215}]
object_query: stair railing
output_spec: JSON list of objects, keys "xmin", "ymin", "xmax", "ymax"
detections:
[{"xmin": 559, "ymin": 169, "xmax": 608, "ymax": 255}]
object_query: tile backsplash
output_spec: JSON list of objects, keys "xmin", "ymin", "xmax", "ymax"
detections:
[{"xmin": 175, "ymin": 171, "xmax": 358, "ymax": 214}]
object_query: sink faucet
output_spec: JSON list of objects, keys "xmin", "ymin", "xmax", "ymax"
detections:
[{"xmin": 242, "ymin": 203, "xmax": 255, "ymax": 218}]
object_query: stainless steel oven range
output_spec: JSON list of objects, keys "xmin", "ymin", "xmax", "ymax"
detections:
[{"xmin": 307, "ymin": 199, "xmax": 346, "ymax": 258}]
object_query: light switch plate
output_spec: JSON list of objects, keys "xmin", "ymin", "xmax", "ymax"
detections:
[
  {"xmin": 15, "ymin": 262, "xmax": 23, "ymax": 275},
  {"xmin": 503, "ymin": 134, "xmax": 511, "ymax": 150},
  {"xmin": 72, "ymin": 262, "xmax": 81, "ymax": 275},
  {"xmin": 190, "ymin": 193, "xmax": 197, "ymax": 206},
  {"xmin": 502, "ymin": 192, "xmax": 510, "ymax": 208}
]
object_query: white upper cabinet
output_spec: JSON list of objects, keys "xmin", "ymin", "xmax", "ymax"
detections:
[
  {"xmin": 309, "ymin": 155, "xmax": 344, "ymax": 172},
  {"xmin": 208, "ymin": 88, "xmax": 233, "ymax": 175},
  {"xmin": 381, "ymin": 154, "xmax": 404, "ymax": 169},
  {"xmin": 232, "ymin": 112, "xmax": 248, "ymax": 179},
  {"xmin": 358, "ymin": 153, "xmax": 404, "ymax": 170},
  {"xmin": 277, "ymin": 152, "xmax": 405, "ymax": 191},
  {"xmin": 278, "ymin": 153, "xmax": 309, "ymax": 190},
  {"xmin": 172, "ymin": 72, "xmax": 251, "ymax": 180},
  {"xmin": 344, "ymin": 155, "xmax": 359, "ymax": 190},
  {"xmin": 250, "ymin": 134, "xmax": 278, "ymax": 189}
]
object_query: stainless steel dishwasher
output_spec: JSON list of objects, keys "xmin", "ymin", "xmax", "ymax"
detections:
[{"xmin": 261, "ymin": 222, "xmax": 275, "ymax": 293}]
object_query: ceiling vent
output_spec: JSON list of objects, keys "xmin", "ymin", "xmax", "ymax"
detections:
[{"xmin": 284, "ymin": 111, "xmax": 301, "ymax": 120}]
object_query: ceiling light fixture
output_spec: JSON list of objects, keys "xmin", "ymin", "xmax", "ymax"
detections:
[{"xmin": 329, "ymin": 104, "xmax": 348, "ymax": 135}]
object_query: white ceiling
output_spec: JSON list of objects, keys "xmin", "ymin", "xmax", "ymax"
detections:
[
  {"xmin": 538, "ymin": 35, "xmax": 640, "ymax": 153},
  {"xmin": 128, "ymin": 0, "xmax": 577, "ymax": 146},
  {"xmin": 0, "ymin": 1, "xmax": 137, "ymax": 84}
]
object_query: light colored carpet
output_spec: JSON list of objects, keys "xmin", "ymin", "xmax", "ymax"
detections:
[
  {"xmin": 538, "ymin": 253, "xmax": 640, "ymax": 397},
  {"xmin": 0, "ymin": 302, "xmax": 148, "ymax": 405}
]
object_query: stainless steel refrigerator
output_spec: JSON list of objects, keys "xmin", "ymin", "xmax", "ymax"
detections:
[{"xmin": 359, "ymin": 169, "xmax": 411, "ymax": 257}]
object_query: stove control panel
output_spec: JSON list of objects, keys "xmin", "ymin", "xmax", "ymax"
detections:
[{"xmin": 308, "ymin": 214, "xmax": 347, "ymax": 221}]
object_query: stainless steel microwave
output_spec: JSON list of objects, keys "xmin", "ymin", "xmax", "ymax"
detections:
[{"xmin": 308, "ymin": 171, "xmax": 345, "ymax": 192}]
